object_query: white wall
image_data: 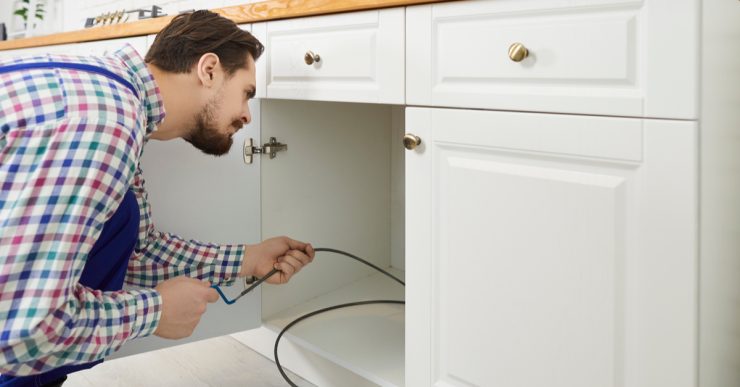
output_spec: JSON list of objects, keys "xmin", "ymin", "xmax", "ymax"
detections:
[
  {"xmin": 0, "ymin": 0, "xmax": 62, "ymax": 38},
  {"xmin": 0, "ymin": 1, "xmax": 13, "ymax": 35},
  {"xmin": 1, "ymin": 0, "xmax": 52, "ymax": 38},
  {"xmin": 62, "ymin": 0, "xmax": 262, "ymax": 32},
  {"xmin": 0, "ymin": 0, "xmax": 262, "ymax": 39}
]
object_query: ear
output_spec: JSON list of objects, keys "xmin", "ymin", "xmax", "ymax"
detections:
[{"xmin": 196, "ymin": 53, "xmax": 220, "ymax": 87}]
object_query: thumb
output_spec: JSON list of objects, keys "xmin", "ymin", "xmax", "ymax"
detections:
[{"xmin": 205, "ymin": 287, "xmax": 219, "ymax": 303}]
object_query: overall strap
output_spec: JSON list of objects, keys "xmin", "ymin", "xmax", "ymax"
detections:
[{"xmin": 0, "ymin": 61, "xmax": 139, "ymax": 99}]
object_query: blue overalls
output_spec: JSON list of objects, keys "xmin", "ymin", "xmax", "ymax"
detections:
[{"xmin": 0, "ymin": 190, "xmax": 140, "ymax": 387}]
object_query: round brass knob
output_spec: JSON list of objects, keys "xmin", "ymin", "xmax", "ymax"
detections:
[
  {"xmin": 508, "ymin": 43, "xmax": 529, "ymax": 62},
  {"xmin": 304, "ymin": 50, "xmax": 321, "ymax": 65},
  {"xmin": 403, "ymin": 134, "xmax": 422, "ymax": 150}
]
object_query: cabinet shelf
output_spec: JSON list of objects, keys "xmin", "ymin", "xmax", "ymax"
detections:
[{"xmin": 263, "ymin": 267, "xmax": 405, "ymax": 387}]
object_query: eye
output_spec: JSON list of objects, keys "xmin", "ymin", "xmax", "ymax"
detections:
[{"xmin": 245, "ymin": 89, "xmax": 256, "ymax": 100}]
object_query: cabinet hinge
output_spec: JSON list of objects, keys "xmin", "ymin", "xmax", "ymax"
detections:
[{"xmin": 243, "ymin": 137, "xmax": 288, "ymax": 165}]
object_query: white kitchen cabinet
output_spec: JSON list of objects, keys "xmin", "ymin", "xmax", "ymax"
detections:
[
  {"xmin": 1, "ymin": 0, "xmax": 739, "ymax": 386},
  {"xmin": 71, "ymin": 36, "xmax": 147, "ymax": 56},
  {"xmin": 0, "ymin": 36, "xmax": 147, "ymax": 58},
  {"xmin": 118, "ymin": 25, "xmax": 407, "ymax": 378},
  {"xmin": 230, "ymin": 99, "xmax": 407, "ymax": 387},
  {"xmin": 406, "ymin": 0, "xmax": 698, "ymax": 119},
  {"xmin": 253, "ymin": 8, "xmax": 405, "ymax": 104},
  {"xmin": 399, "ymin": 1, "xmax": 738, "ymax": 386},
  {"xmin": 0, "ymin": 42, "xmax": 77, "ymax": 57},
  {"xmin": 405, "ymin": 107, "xmax": 697, "ymax": 387}
]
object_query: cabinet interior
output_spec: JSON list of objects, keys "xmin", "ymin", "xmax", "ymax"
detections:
[{"xmin": 259, "ymin": 99, "xmax": 406, "ymax": 384}]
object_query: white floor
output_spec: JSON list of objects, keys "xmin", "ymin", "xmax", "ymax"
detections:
[{"xmin": 65, "ymin": 335, "xmax": 314, "ymax": 387}]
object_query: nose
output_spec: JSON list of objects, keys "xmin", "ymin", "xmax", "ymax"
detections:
[{"xmin": 241, "ymin": 103, "xmax": 252, "ymax": 125}]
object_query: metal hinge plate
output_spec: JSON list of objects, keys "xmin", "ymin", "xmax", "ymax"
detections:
[{"xmin": 243, "ymin": 137, "xmax": 287, "ymax": 164}]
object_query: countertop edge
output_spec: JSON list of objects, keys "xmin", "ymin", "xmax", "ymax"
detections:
[{"xmin": 0, "ymin": 0, "xmax": 449, "ymax": 51}]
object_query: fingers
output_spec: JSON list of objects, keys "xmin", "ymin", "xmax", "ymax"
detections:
[
  {"xmin": 274, "ymin": 258, "xmax": 296, "ymax": 278},
  {"xmin": 285, "ymin": 237, "xmax": 308, "ymax": 252},
  {"xmin": 283, "ymin": 237, "xmax": 315, "ymax": 261},
  {"xmin": 274, "ymin": 249, "xmax": 311, "ymax": 281},
  {"xmin": 285, "ymin": 250, "xmax": 311, "ymax": 271}
]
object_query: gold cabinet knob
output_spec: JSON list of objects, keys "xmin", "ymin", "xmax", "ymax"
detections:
[
  {"xmin": 403, "ymin": 134, "xmax": 422, "ymax": 150},
  {"xmin": 304, "ymin": 50, "xmax": 321, "ymax": 65},
  {"xmin": 508, "ymin": 42, "xmax": 529, "ymax": 62}
]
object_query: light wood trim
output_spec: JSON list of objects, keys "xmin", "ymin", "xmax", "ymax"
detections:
[{"xmin": 0, "ymin": 0, "xmax": 450, "ymax": 51}]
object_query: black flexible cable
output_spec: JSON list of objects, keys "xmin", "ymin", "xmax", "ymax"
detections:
[
  {"xmin": 312, "ymin": 247, "xmax": 405, "ymax": 287},
  {"xmin": 272, "ymin": 248, "xmax": 406, "ymax": 387},
  {"xmin": 212, "ymin": 248, "xmax": 405, "ymax": 304},
  {"xmin": 274, "ymin": 300, "xmax": 405, "ymax": 386}
]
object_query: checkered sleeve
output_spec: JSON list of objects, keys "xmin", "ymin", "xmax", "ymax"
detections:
[
  {"xmin": 125, "ymin": 165, "xmax": 244, "ymax": 288},
  {"xmin": 0, "ymin": 117, "xmax": 162, "ymax": 376}
]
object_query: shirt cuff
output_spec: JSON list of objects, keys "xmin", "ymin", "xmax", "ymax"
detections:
[
  {"xmin": 128, "ymin": 288, "xmax": 162, "ymax": 339},
  {"xmin": 214, "ymin": 244, "xmax": 245, "ymax": 286}
]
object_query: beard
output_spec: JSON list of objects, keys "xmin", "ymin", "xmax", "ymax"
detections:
[{"xmin": 185, "ymin": 98, "xmax": 243, "ymax": 156}]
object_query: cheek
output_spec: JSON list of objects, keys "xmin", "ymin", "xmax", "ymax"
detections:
[
  {"xmin": 212, "ymin": 87, "xmax": 242, "ymax": 125},
  {"xmin": 212, "ymin": 99, "xmax": 238, "ymax": 128},
  {"xmin": 223, "ymin": 92, "xmax": 244, "ymax": 119}
]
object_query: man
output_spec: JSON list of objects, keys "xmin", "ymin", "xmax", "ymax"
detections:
[{"xmin": 0, "ymin": 10, "xmax": 314, "ymax": 386}]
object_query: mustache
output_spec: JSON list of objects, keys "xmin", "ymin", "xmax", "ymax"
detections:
[{"xmin": 231, "ymin": 120, "xmax": 244, "ymax": 132}]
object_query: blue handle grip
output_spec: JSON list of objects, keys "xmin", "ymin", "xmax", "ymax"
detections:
[
  {"xmin": 210, "ymin": 268, "xmax": 280, "ymax": 305},
  {"xmin": 211, "ymin": 285, "xmax": 237, "ymax": 305}
]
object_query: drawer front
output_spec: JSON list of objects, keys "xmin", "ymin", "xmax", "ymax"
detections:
[
  {"xmin": 1, "ymin": 36, "xmax": 148, "ymax": 58},
  {"xmin": 407, "ymin": 0, "xmax": 698, "ymax": 119},
  {"xmin": 254, "ymin": 8, "xmax": 404, "ymax": 104}
]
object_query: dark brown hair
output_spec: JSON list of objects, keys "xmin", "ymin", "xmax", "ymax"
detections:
[{"xmin": 145, "ymin": 10, "xmax": 264, "ymax": 76}]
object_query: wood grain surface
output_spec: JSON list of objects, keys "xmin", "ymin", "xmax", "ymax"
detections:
[{"xmin": 0, "ymin": 0, "xmax": 449, "ymax": 51}]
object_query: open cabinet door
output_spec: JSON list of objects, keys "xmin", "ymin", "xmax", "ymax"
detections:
[{"xmin": 112, "ymin": 85, "xmax": 263, "ymax": 358}]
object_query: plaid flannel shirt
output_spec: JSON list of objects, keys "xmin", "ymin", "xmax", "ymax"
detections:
[{"xmin": 0, "ymin": 44, "xmax": 244, "ymax": 376}]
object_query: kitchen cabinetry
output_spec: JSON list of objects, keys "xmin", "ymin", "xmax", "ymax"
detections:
[
  {"xmin": 253, "ymin": 8, "xmax": 405, "ymax": 104},
  {"xmin": 400, "ymin": 1, "xmax": 737, "ymax": 386},
  {"xmin": 2, "ymin": 1, "xmax": 738, "ymax": 386},
  {"xmin": 405, "ymin": 107, "xmax": 697, "ymax": 387},
  {"xmin": 0, "ymin": 36, "xmax": 146, "ymax": 57},
  {"xmin": 406, "ymin": 0, "xmax": 698, "ymax": 119}
]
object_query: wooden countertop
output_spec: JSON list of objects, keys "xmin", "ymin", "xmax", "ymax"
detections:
[{"xmin": 0, "ymin": 0, "xmax": 448, "ymax": 51}]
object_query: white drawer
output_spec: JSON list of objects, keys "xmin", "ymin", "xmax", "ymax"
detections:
[
  {"xmin": 74, "ymin": 36, "xmax": 148, "ymax": 56},
  {"xmin": 254, "ymin": 8, "xmax": 404, "ymax": 104},
  {"xmin": 407, "ymin": 0, "xmax": 698, "ymax": 119},
  {"xmin": 2, "ymin": 36, "xmax": 148, "ymax": 58}
]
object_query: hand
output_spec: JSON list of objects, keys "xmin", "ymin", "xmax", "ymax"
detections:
[
  {"xmin": 153, "ymin": 276, "xmax": 219, "ymax": 339},
  {"xmin": 240, "ymin": 236, "xmax": 315, "ymax": 285}
]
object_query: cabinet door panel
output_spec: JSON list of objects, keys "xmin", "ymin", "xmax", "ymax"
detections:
[
  {"xmin": 406, "ymin": 0, "xmax": 698, "ymax": 119},
  {"xmin": 406, "ymin": 108, "xmax": 697, "ymax": 387}
]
